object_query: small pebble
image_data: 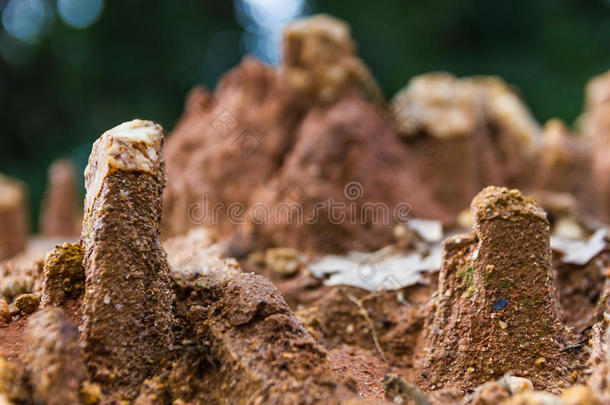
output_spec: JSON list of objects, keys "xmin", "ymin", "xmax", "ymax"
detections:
[
  {"xmin": 492, "ymin": 298, "xmax": 509, "ymax": 310},
  {"xmin": 14, "ymin": 294, "xmax": 40, "ymax": 314},
  {"xmin": 506, "ymin": 376, "xmax": 534, "ymax": 394},
  {"xmin": 534, "ymin": 357, "xmax": 546, "ymax": 368},
  {"xmin": 80, "ymin": 381, "xmax": 103, "ymax": 405},
  {"xmin": 396, "ymin": 292, "xmax": 407, "ymax": 304}
]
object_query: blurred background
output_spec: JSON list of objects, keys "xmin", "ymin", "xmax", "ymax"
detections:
[{"xmin": 1, "ymin": 0, "xmax": 609, "ymax": 231}]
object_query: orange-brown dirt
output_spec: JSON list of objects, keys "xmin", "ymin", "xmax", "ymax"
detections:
[
  {"xmin": 0, "ymin": 216, "xmax": 608, "ymax": 403},
  {"xmin": 2, "ymin": 12, "xmax": 610, "ymax": 405}
]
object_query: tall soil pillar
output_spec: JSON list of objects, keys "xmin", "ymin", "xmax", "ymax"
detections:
[
  {"xmin": 418, "ymin": 186, "xmax": 564, "ymax": 391},
  {"xmin": 80, "ymin": 119, "xmax": 174, "ymax": 397},
  {"xmin": 0, "ymin": 174, "xmax": 28, "ymax": 261},
  {"xmin": 582, "ymin": 71, "xmax": 610, "ymax": 222},
  {"xmin": 40, "ymin": 159, "xmax": 81, "ymax": 237}
]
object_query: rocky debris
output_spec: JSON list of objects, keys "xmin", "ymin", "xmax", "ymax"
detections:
[
  {"xmin": 80, "ymin": 119, "xmax": 174, "ymax": 397},
  {"xmin": 582, "ymin": 70, "xmax": 610, "ymax": 223},
  {"xmin": 14, "ymin": 293, "xmax": 39, "ymax": 314},
  {"xmin": 39, "ymin": 159, "xmax": 81, "ymax": 238},
  {"xmin": 280, "ymin": 14, "xmax": 383, "ymax": 106},
  {"xmin": 41, "ymin": 242, "xmax": 85, "ymax": 307},
  {"xmin": 535, "ymin": 119, "xmax": 591, "ymax": 197},
  {"xmin": 25, "ymin": 308, "xmax": 88, "ymax": 405},
  {"xmin": 0, "ymin": 174, "xmax": 28, "ymax": 261},
  {"xmin": 418, "ymin": 186, "xmax": 564, "ymax": 390}
]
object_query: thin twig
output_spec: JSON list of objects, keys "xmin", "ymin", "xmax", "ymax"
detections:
[{"xmin": 346, "ymin": 292, "xmax": 388, "ymax": 363}]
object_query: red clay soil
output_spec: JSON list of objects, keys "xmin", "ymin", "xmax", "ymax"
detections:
[
  {"xmin": 0, "ymin": 318, "xmax": 27, "ymax": 365},
  {"xmin": 163, "ymin": 58, "xmax": 307, "ymax": 240}
]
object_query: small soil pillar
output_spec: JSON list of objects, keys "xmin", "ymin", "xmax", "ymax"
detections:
[
  {"xmin": 39, "ymin": 159, "xmax": 81, "ymax": 237},
  {"xmin": 418, "ymin": 186, "xmax": 564, "ymax": 390},
  {"xmin": 535, "ymin": 119, "xmax": 590, "ymax": 195},
  {"xmin": 80, "ymin": 120, "xmax": 174, "ymax": 397},
  {"xmin": 0, "ymin": 174, "xmax": 28, "ymax": 261},
  {"xmin": 583, "ymin": 71, "xmax": 610, "ymax": 223},
  {"xmin": 41, "ymin": 242, "xmax": 85, "ymax": 307}
]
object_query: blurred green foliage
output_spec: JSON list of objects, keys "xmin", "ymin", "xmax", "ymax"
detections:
[{"xmin": 0, "ymin": 0, "xmax": 609, "ymax": 232}]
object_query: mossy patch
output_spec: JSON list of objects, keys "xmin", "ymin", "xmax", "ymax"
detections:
[
  {"xmin": 458, "ymin": 265, "xmax": 475, "ymax": 285},
  {"xmin": 458, "ymin": 265, "xmax": 476, "ymax": 298},
  {"xmin": 463, "ymin": 284, "xmax": 476, "ymax": 298}
]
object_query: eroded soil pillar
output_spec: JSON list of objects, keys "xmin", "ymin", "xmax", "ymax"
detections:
[
  {"xmin": 40, "ymin": 159, "xmax": 81, "ymax": 237},
  {"xmin": 418, "ymin": 186, "xmax": 564, "ymax": 391},
  {"xmin": 41, "ymin": 242, "xmax": 85, "ymax": 307},
  {"xmin": 80, "ymin": 120, "xmax": 174, "ymax": 397},
  {"xmin": 0, "ymin": 174, "xmax": 28, "ymax": 261},
  {"xmin": 583, "ymin": 71, "xmax": 610, "ymax": 223}
]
